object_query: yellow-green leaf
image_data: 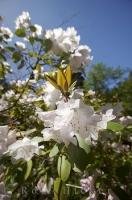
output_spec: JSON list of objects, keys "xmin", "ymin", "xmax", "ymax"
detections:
[
  {"xmin": 57, "ymin": 155, "xmax": 71, "ymax": 182},
  {"xmin": 24, "ymin": 160, "xmax": 32, "ymax": 180}
]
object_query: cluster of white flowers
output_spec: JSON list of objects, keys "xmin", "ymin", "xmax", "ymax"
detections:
[
  {"xmin": 15, "ymin": 11, "xmax": 31, "ymax": 29},
  {"xmin": 15, "ymin": 12, "xmax": 45, "ymax": 39},
  {"xmin": 0, "ymin": 126, "xmax": 16, "ymax": 156},
  {"xmin": 0, "ymin": 27, "xmax": 13, "ymax": 41},
  {"xmin": 70, "ymin": 45, "xmax": 93, "ymax": 72},
  {"xmin": 45, "ymin": 27, "xmax": 92, "ymax": 72},
  {"xmin": 38, "ymin": 98, "xmax": 115, "ymax": 145},
  {"xmin": 45, "ymin": 27, "xmax": 80, "ymax": 55}
]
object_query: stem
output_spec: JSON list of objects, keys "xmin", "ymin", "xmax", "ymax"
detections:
[
  {"xmin": 58, "ymin": 179, "xmax": 62, "ymax": 200},
  {"xmin": 66, "ymin": 183, "xmax": 82, "ymax": 189}
]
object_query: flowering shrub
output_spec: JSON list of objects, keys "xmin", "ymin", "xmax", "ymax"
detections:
[{"xmin": 0, "ymin": 11, "xmax": 131, "ymax": 200}]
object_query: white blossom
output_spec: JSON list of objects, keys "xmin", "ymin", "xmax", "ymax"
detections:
[
  {"xmin": 38, "ymin": 99, "xmax": 115, "ymax": 145},
  {"xmin": 31, "ymin": 24, "xmax": 45, "ymax": 38},
  {"xmin": 119, "ymin": 116, "xmax": 132, "ymax": 126},
  {"xmin": 37, "ymin": 177, "xmax": 53, "ymax": 194},
  {"xmin": 0, "ymin": 27, "xmax": 13, "ymax": 41},
  {"xmin": 15, "ymin": 11, "xmax": 31, "ymax": 29},
  {"xmin": 0, "ymin": 97, "xmax": 8, "ymax": 111},
  {"xmin": 0, "ymin": 126, "xmax": 16, "ymax": 156},
  {"xmin": 108, "ymin": 189, "xmax": 119, "ymax": 200},
  {"xmin": 5, "ymin": 90, "xmax": 15, "ymax": 99},
  {"xmin": 8, "ymin": 137, "xmax": 40, "ymax": 161},
  {"xmin": 88, "ymin": 90, "xmax": 95, "ymax": 96},
  {"xmin": 15, "ymin": 41, "xmax": 26, "ymax": 50},
  {"xmin": 45, "ymin": 27, "xmax": 80, "ymax": 55},
  {"xmin": 97, "ymin": 109, "xmax": 116, "ymax": 130},
  {"xmin": 80, "ymin": 176, "xmax": 97, "ymax": 200},
  {"xmin": 0, "ymin": 182, "xmax": 11, "ymax": 200},
  {"xmin": 70, "ymin": 45, "xmax": 93, "ymax": 72},
  {"xmin": 43, "ymin": 81, "xmax": 61, "ymax": 109}
]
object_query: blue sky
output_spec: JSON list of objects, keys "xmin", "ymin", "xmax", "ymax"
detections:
[{"xmin": 0, "ymin": 0, "xmax": 132, "ymax": 69}]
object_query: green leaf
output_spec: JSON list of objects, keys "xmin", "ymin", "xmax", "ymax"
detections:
[
  {"xmin": 29, "ymin": 25, "xmax": 37, "ymax": 32},
  {"xmin": 24, "ymin": 160, "xmax": 33, "ymax": 180},
  {"xmin": 44, "ymin": 39, "xmax": 53, "ymax": 52},
  {"xmin": 54, "ymin": 178, "xmax": 67, "ymax": 200},
  {"xmin": 57, "ymin": 155, "xmax": 71, "ymax": 182},
  {"xmin": 76, "ymin": 134, "xmax": 90, "ymax": 154},
  {"xmin": 68, "ymin": 143, "xmax": 89, "ymax": 171},
  {"xmin": 15, "ymin": 28, "xmax": 26, "ymax": 37},
  {"xmin": 12, "ymin": 51, "xmax": 22, "ymax": 63},
  {"xmin": 107, "ymin": 121, "xmax": 124, "ymax": 132},
  {"xmin": 29, "ymin": 37, "xmax": 35, "ymax": 45},
  {"xmin": 6, "ymin": 46, "xmax": 15, "ymax": 52},
  {"xmin": 49, "ymin": 144, "xmax": 59, "ymax": 157}
]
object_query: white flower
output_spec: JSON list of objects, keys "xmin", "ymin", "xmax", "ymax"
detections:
[
  {"xmin": 70, "ymin": 45, "xmax": 93, "ymax": 72},
  {"xmin": 0, "ymin": 126, "xmax": 16, "ymax": 156},
  {"xmin": 0, "ymin": 97, "xmax": 8, "ymax": 111},
  {"xmin": 5, "ymin": 90, "xmax": 15, "ymax": 99},
  {"xmin": 0, "ymin": 182, "xmax": 11, "ymax": 200},
  {"xmin": 38, "ymin": 99, "xmax": 115, "ymax": 145},
  {"xmin": 80, "ymin": 176, "xmax": 97, "ymax": 200},
  {"xmin": 97, "ymin": 109, "xmax": 116, "ymax": 130},
  {"xmin": 45, "ymin": 27, "xmax": 80, "ymax": 55},
  {"xmin": 88, "ymin": 90, "xmax": 95, "ymax": 96},
  {"xmin": 70, "ymin": 89, "xmax": 84, "ymax": 99},
  {"xmin": 16, "ymin": 79, "xmax": 27, "ymax": 87},
  {"xmin": 31, "ymin": 24, "xmax": 45, "ymax": 38},
  {"xmin": 15, "ymin": 11, "xmax": 31, "ymax": 29},
  {"xmin": 80, "ymin": 176, "xmax": 94, "ymax": 193},
  {"xmin": 0, "ymin": 27, "xmax": 13, "ymax": 41},
  {"xmin": 8, "ymin": 137, "xmax": 40, "ymax": 161},
  {"xmin": 43, "ymin": 81, "xmax": 61, "ymax": 109},
  {"xmin": 108, "ymin": 189, "xmax": 119, "ymax": 200},
  {"xmin": 37, "ymin": 177, "xmax": 53, "ymax": 194},
  {"xmin": 15, "ymin": 41, "xmax": 26, "ymax": 50},
  {"xmin": 119, "ymin": 116, "xmax": 132, "ymax": 126}
]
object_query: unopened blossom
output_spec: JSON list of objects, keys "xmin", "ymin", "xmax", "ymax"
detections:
[
  {"xmin": 0, "ymin": 27, "xmax": 13, "ymax": 41},
  {"xmin": 45, "ymin": 27, "xmax": 80, "ymax": 55},
  {"xmin": 15, "ymin": 41, "xmax": 26, "ymax": 50},
  {"xmin": 70, "ymin": 45, "xmax": 92, "ymax": 72},
  {"xmin": 0, "ymin": 126, "xmax": 16, "ymax": 156},
  {"xmin": 15, "ymin": 11, "xmax": 31, "ymax": 29},
  {"xmin": 37, "ymin": 177, "xmax": 53, "ymax": 194},
  {"xmin": 8, "ymin": 137, "xmax": 40, "ymax": 161},
  {"xmin": 38, "ymin": 99, "xmax": 115, "ymax": 145},
  {"xmin": 43, "ymin": 81, "xmax": 61, "ymax": 109}
]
